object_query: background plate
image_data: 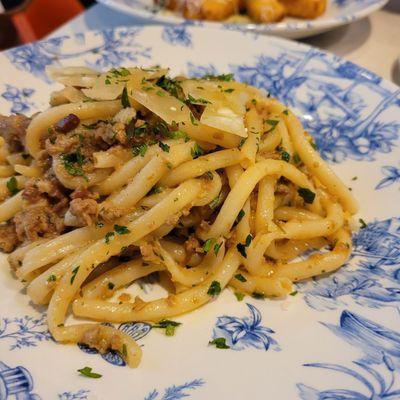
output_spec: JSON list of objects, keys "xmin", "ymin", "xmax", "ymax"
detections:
[
  {"xmin": 0, "ymin": 26, "xmax": 399, "ymax": 399},
  {"xmin": 97, "ymin": 0, "xmax": 389, "ymax": 39}
]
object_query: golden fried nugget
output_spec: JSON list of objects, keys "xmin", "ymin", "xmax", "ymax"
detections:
[
  {"xmin": 246, "ymin": 0, "xmax": 286, "ymax": 23},
  {"xmin": 155, "ymin": 0, "xmax": 184, "ymax": 11},
  {"xmin": 183, "ymin": 0, "xmax": 203, "ymax": 19},
  {"xmin": 279, "ymin": 0, "xmax": 327, "ymax": 19},
  {"xmin": 201, "ymin": 0, "xmax": 238, "ymax": 21}
]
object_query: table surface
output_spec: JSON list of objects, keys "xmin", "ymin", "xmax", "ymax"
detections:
[{"xmin": 50, "ymin": 0, "xmax": 400, "ymax": 85}]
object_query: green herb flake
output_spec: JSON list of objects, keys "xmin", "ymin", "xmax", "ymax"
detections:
[
  {"xmin": 251, "ymin": 99, "xmax": 257, "ymax": 106},
  {"xmin": 252, "ymin": 292, "xmax": 265, "ymax": 300},
  {"xmin": 234, "ymin": 292, "xmax": 245, "ymax": 301},
  {"xmin": 158, "ymin": 141, "xmax": 170, "ymax": 153},
  {"xmin": 214, "ymin": 242, "xmax": 223, "ymax": 256},
  {"xmin": 104, "ymin": 232, "xmax": 115, "ymax": 244},
  {"xmin": 77, "ymin": 366, "xmax": 102, "ymax": 379},
  {"xmin": 209, "ymin": 194, "xmax": 222, "ymax": 210},
  {"xmin": 293, "ymin": 152, "xmax": 302, "ymax": 165},
  {"xmin": 203, "ymin": 238, "xmax": 216, "ymax": 254},
  {"xmin": 108, "ymin": 282, "xmax": 115, "ymax": 290},
  {"xmin": 114, "ymin": 224, "xmax": 131, "ymax": 235},
  {"xmin": 6, "ymin": 176, "xmax": 19, "ymax": 195},
  {"xmin": 168, "ymin": 130, "xmax": 189, "ymax": 141},
  {"xmin": 187, "ymin": 93, "xmax": 211, "ymax": 105},
  {"xmin": 298, "ymin": 188, "xmax": 316, "ymax": 204},
  {"xmin": 236, "ymin": 243, "xmax": 247, "ymax": 258},
  {"xmin": 223, "ymin": 88, "xmax": 235, "ymax": 93},
  {"xmin": 203, "ymin": 73, "xmax": 234, "ymax": 82},
  {"xmin": 234, "ymin": 273, "xmax": 247, "ymax": 282},
  {"xmin": 122, "ymin": 343, "xmax": 127, "ymax": 357},
  {"xmin": 281, "ymin": 151, "xmax": 290, "ymax": 162},
  {"xmin": 209, "ymin": 337, "xmax": 230, "ymax": 349},
  {"xmin": 104, "ymin": 78, "xmax": 111, "ymax": 85},
  {"xmin": 153, "ymin": 319, "xmax": 181, "ymax": 336},
  {"xmin": 70, "ymin": 266, "xmax": 80, "ymax": 285},
  {"xmin": 283, "ymin": 109, "xmax": 289, "ymax": 116},
  {"xmin": 191, "ymin": 143, "xmax": 204, "ymax": 159},
  {"xmin": 121, "ymin": 87, "xmax": 130, "ymax": 108},
  {"xmin": 352, "ymin": 176, "xmax": 358, "ymax": 181},
  {"xmin": 245, "ymin": 234, "xmax": 253, "ymax": 247},
  {"xmin": 235, "ymin": 209, "xmax": 245, "ymax": 225},
  {"xmin": 207, "ymin": 280, "xmax": 221, "ymax": 297},
  {"xmin": 61, "ymin": 148, "xmax": 87, "ymax": 180},
  {"xmin": 132, "ymin": 144, "xmax": 148, "ymax": 157},
  {"xmin": 189, "ymin": 112, "xmax": 199, "ymax": 126},
  {"xmin": 265, "ymin": 119, "xmax": 279, "ymax": 131},
  {"xmin": 359, "ymin": 218, "xmax": 367, "ymax": 229},
  {"xmin": 47, "ymin": 274, "xmax": 57, "ymax": 283},
  {"xmin": 290, "ymin": 291, "xmax": 298, "ymax": 296}
]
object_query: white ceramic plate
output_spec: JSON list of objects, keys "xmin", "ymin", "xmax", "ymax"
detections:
[
  {"xmin": 97, "ymin": 0, "xmax": 389, "ymax": 39},
  {"xmin": 1, "ymin": 26, "xmax": 400, "ymax": 400}
]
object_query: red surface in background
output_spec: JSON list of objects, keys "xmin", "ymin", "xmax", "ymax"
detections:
[{"xmin": 12, "ymin": 0, "xmax": 84, "ymax": 42}]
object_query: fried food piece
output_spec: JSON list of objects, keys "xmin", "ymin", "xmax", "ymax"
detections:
[
  {"xmin": 201, "ymin": 0, "xmax": 239, "ymax": 21},
  {"xmin": 155, "ymin": 0, "xmax": 184, "ymax": 11},
  {"xmin": 183, "ymin": 0, "xmax": 203, "ymax": 19},
  {"xmin": 279, "ymin": 0, "xmax": 327, "ymax": 19},
  {"xmin": 246, "ymin": 0, "xmax": 285, "ymax": 23}
]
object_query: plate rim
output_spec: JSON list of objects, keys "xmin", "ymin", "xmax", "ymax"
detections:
[{"xmin": 96, "ymin": 0, "xmax": 389, "ymax": 35}]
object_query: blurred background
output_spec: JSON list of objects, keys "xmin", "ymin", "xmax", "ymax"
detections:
[{"xmin": 0, "ymin": 0, "xmax": 95, "ymax": 49}]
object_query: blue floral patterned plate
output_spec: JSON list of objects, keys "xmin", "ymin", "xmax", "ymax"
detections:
[
  {"xmin": 0, "ymin": 26, "xmax": 399, "ymax": 400},
  {"xmin": 97, "ymin": 0, "xmax": 389, "ymax": 39}
]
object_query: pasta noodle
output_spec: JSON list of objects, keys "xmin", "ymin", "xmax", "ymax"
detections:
[{"xmin": 0, "ymin": 66, "xmax": 358, "ymax": 368}]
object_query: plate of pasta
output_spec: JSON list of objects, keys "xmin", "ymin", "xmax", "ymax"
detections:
[
  {"xmin": 97, "ymin": 0, "xmax": 389, "ymax": 39},
  {"xmin": 0, "ymin": 26, "xmax": 399, "ymax": 400}
]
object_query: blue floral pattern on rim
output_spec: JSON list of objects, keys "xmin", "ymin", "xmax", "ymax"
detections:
[
  {"xmin": 301, "ymin": 217, "xmax": 400, "ymax": 311},
  {"xmin": 211, "ymin": 303, "xmax": 280, "ymax": 351},
  {"xmin": 1, "ymin": 85, "xmax": 35, "ymax": 114},
  {"xmin": 162, "ymin": 26, "xmax": 193, "ymax": 47},
  {"xmin": 144, "ymin": 379, "xmax": 205, "ymax": 400},
  {"xmin": 0, "ymin": 314, "xmax": 52, "ymax": 350},
  {"xmin": 298, "ymin": 310, "xmax": 400, "ymax": 399},
  {"xmin": 58, "ymin": 390, "xmax": 90, "ymax": 400},
  {"xmin": 376, "ymin": 165, "xmax": 400, "ymax": 190}
]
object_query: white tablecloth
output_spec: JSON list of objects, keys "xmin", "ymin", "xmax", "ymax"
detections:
[{"xmin": 51, "ymin": 1, "xmax": 400, "ymax": 84}]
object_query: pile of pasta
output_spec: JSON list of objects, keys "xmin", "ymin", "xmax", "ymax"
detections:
[
  {"xmin": 2, "ymin": 66, "xmax": 358, "ymax": 367},
  {"xmin": 155, "ymin": 0, "xmax": 327, "ymax": 23}
]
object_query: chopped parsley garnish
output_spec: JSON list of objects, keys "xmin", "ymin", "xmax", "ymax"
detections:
[
  {"xmin": 61, "ymin": 148, "xmax": 87, "ymax": 180},
  {"xmin": 281, "ymin": 150, "xmax": 290, "ymax": 162},
  {"xmin": 104, "ymin": 232, "xmax": 115, "ymax": 244},
  {"xmin": 234, "ymin": 273, "xmax": 247, "ymax": 282},
  {"xmin": 6, "ymin": 176, "xmax": 19, "ymax": 195},
  {"xmin": 107, "ymin": 282, "xmax": 115, "ymax": 290},
  {"xmin": 293, "ymin": 152, "xmax": 301, "ymax": 165},
  {"xmin": 114, "ymin": 224, "xmax": 130, "ymax": 235},
  {"xmin": 265, "ymin": 119, "xmax": 279, "ymax": 132},
  {"xmin": 234, "ymin": 292, "xmax": 245, "ymax": 301},
  {"xmin": 149, "ymin": 186, "xmax": 163, "ymax": 195},
  {"xmin": 70, "ymin": 266, "xmax": 80, "ymax": 285},
  {"xmin": 298, "ymin": 188, "xmax": 316, "ymax": 204},
  {"xmin": 352, "ymin": 176, "xmax": 358, "ymax": 181},
  {"xmin": 187, "ymin": 94, "xmax": 211, "ymax": 105},
  {"xmin": 203, "ymin": 171, "xmax": 214, "ymax": 180},
  {"xmin": 110, "ymin": 67, "xmax": 131, "ymax": 77},
  {"xmin": 203, "ymin": 73, "xmax": 234, "ymax": 82},
  {"xmin": 153, "ymin": 120, "xmax": 170, "ymax": 137},
  {"xmin": 126, "ymin": 122, "xmax": 148, "ymax": 137},
  {"xmin": 153, "ymin": 319, "xmax": 181, "ymax": 336},
  {"xmin": 104, "ymin": 78, "xmax": 111, "ymax": 85},
  {"xmin": 156, "ymin": 90, "xmax": 166, "ymax": 97},
  {"xmin": 132, "ymin": 144, "xmax": 148, "ymax": 157},
  {"xmin": 158, "ymin": 141, "xmax": 170, "ymax": 153},
  {"xmin": 207, "ymin": 280, "xmax": 221, "ymax": 296},
  {"xmin": 121, "ymin": 87, "xmax": 130, "ymax": 108},
  {"xmin": 251, "ymin": 99, "xmax": 257, "ymax": 106},
  {"xmin": 47, "ymin": 274, "xmax": 57, "ymax": 282},
  {"xmin": 283, "ymin": 109, "xmax": 289, "ymax": 116},
  {"xmin": 209, "ymin": 194, "xmax": 222, "ymax": 210},
  {"xmin": 236, "ymin": 234, "xmax": 253, "ymax": 258},
  {"xmin": 168, "ymin": 130, "xmax": 189, "ymax": 141},
  {"xmin": 191, "ymin": 143, "xmax": 204, "ymax": 159},
  {"xmin": 290, "ymin": 291, "xmax": 298, "ymax": 296},
  {"xmin": 252, "ymin": 292, "xmax": 265, "ymax": 300},
  {"xmin": 77, "ymin": 367, "xmax": 102, "ymax": 379},
  {"xmin": 156, "ymin": 76, "xmax": 183, "ymax": 100},
  {"xmin": 235, "ymin": 209, "xmax": 245, "ymax": 225},
  {"xmin": 310, "ymin": 141, "xmax": 318, "ymax": 150},
  {"xmin": 203, "ymin": 238, "xmax": 216, "ymax": 254},
  {"xmin": 209, "ymin": 337, "xmax": 230, "ymax": 349},
  {"xmin": 189, "ymin": 112, "xmax": 199, "ymax": 126},
  {"xmin": 238, "ymin": 138, "xmax": 247, "ymax": 149},
  {"xmin": 223, "ymin": 88, "xmax": 235, "ymax": 93},
  {"xmin": 359, "ymin": 218, "xmax": 367, "ymax": 229},
  {"xmin": 214, "ymin": 242, "xmax": 223, "ymax": 256}
]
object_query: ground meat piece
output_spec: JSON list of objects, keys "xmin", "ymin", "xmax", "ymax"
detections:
[
  {"xmin": 69, "ymin": 198, "xmax": 98, "ymax": 226},
  {"xmin": 71, "ymin": 186, "xmax": 99, "ymax": 200},
  {"xmin": 0, "ymin": 222, "xmax": 19, "ymax": 253},
  {"xmin": 36, "ymin": 150, "xmax": 52, "ymax": 170},
  {"xmin": 22, "ymin": 172, "xmax": 68, "ymax": 213},
  {"xmin": 0, "ymin": 114, "xmax": 30, "ymax": 152},
  {"xmin": 93, "ymin": 122, "xmax": 117, "ymax": 147},
  {"xmin": 99, "ymin": 205, "xmax": 124, "ymax": 223},
  {"xmin": 14, "ymin": 205, "xmax": 65, "ymax": 242},
  {"xmin": 45, "ymin": 134, "xmax": 79, "ymax": 156}
]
